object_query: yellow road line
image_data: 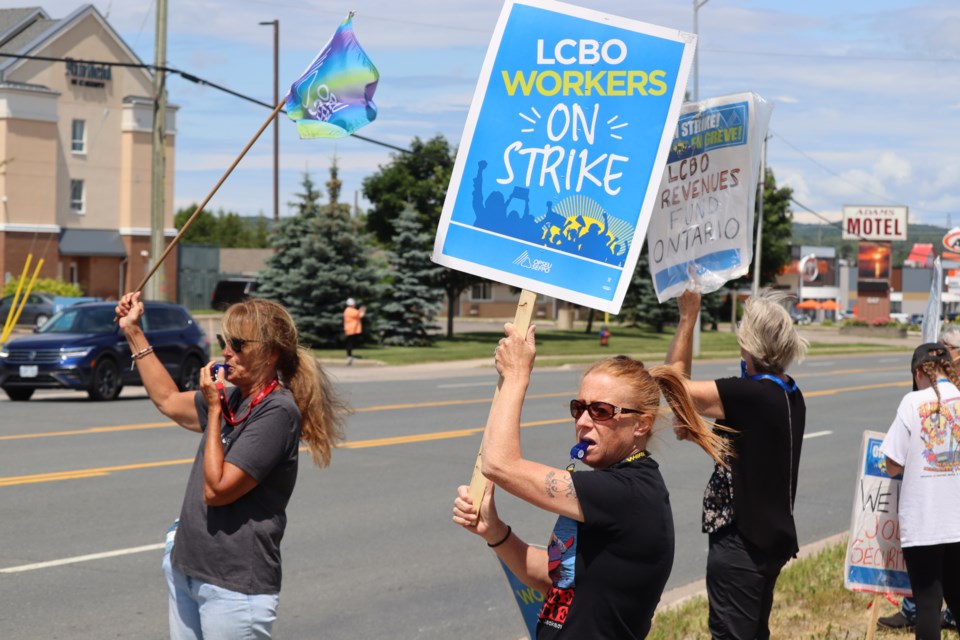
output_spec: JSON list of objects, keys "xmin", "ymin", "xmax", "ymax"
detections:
[
  {"xmin": 0, "ymin": 458, "xmax": 194, "ymax": 487},
  {"xmin": 0, "ymin": 379, "xmax": 912, "ymax": 487},
  {"xmin": 0, "ymin": 420, "xmax": 569, "ymax": 487},
  {"xmin": 0, "ymin": 422, "xmax": 176, "ymax": 441},
  {"xmin": 353, "ymin": 391, "xmax": 569, "ymax": 412},
  {"xmin": 805, "ymin": 380, "xmax": 910, "ymax": 397}
]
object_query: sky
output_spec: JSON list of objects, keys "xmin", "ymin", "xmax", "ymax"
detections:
[{"xmin": 35, "ymin": 0, "xmax": 960, "ymax": 229}]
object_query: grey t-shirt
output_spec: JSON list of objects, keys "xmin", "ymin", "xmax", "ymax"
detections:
[{"xmin": 171, "ymin": 387, "xmax": 301, "ymax": 595}]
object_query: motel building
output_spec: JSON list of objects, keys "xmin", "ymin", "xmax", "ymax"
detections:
[{"xmin": 0, "ymin": 5, "xmax": 177, "ymax": 301}]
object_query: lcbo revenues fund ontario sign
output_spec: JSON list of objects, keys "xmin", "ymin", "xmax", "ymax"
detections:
[{"xmin": 842, "ymin": 205, "xmax": 908, "ymax": 242}]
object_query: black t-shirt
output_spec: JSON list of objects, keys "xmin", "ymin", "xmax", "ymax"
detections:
[
  {"xmin": 714, "ymin": 376, "xmax": 806, "ymax": 559},
  {"xmin": 170, "ymin": 387, "xmax": 301, "ymax": 595},
  {"xmin": 537, "ymin": 456, "xmax": 674, "ymax": 639}
]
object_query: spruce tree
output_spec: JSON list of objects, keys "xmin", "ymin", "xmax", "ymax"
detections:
[
  {"xmin": 621, "ymin": 246, "xmax": 678, "ymax": 332},
  {"xmin": 257, "ymin": 169, "xmax": 380, "ymax": 348},
  {"xmin": 379, "ymin": 206, "xmax": 444, "ymax": 345}
]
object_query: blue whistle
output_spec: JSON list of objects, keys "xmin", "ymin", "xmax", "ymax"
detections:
[
  {"xmin": 211, "ymin": 363, "xmax": 230, "ymax": 378},
  {"xmin": 570, "ymin": 441, "xmax": 589, "ymax": 461}
]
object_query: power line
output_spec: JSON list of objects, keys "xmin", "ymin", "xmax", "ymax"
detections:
[
  {"xmin": 773, "ymin": 129, "xmax": 955, "ymax": 221},
  {"xmin": 0, "ymin": 51, "xmax": 413, "ymax": 155}
]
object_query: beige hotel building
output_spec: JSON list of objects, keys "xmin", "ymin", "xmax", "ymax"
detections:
[{"xmin": 0, "ymin": 4, "xmax": 176, "ymax": 301}]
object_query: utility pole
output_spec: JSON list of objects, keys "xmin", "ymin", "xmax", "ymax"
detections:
[
  {"xmin": 148, "ymin": 0, "xmax": 168, "ymax": 301},
  {"xmin": 752, "ymin": 135, "xmax": 767, "ymax": 296},
  {"xmin": 692, "ymin": 0, "xmax": 711, "ymax": 353},
  {"xmin": 260, "ymin": 19, "xmax": 279, "ymax": 225},
  {"xmin": 693, "ymin": 0, "xmax": 711, "ymax": 102}
]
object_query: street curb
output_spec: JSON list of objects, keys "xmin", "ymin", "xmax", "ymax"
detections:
[{"xmin": 656, "ymin": 531, "xmax": 848, "ymax": 611}]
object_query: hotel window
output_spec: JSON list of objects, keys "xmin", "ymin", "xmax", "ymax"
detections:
[
  {"xmin": 71, "ymin": 119, "xmax": 86, "ymax": 153},
  {"xmin": 70, "ymin": 179, "xmax": 85, "ymax": 213},
  {"xmin": 470, "ymin": 282, "xmax": 493, "ymax": 301}
]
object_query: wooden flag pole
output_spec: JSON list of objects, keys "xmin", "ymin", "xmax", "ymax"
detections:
[
  {"xmin": 133, "ymin": 100, "xmax": 286, "ymax": 295},
  {"xmin": 468, "ymin": 289, "xmax": 539, "ymax": 509}
]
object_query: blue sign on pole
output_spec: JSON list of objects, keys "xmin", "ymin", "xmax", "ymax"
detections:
[{"xmin": 432, "ymin": 0, "xmax": 696, "ymax": 313}]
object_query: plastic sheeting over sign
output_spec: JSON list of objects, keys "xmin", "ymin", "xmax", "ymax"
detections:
[{"xmin": 645, "ymin": 92, "xmax": 773, "ymax": 302}]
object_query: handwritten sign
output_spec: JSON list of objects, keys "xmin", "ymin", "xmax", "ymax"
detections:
[
  {"xmin": 645, "ymin": 92, "xmax": 773, "ymax": 302},
  {"xmin": 844, "ymin": 430, "xmax": 911, "ymax": 595},
  {"xmin": 432, "ymin": 0, "xmax": 695, "ymax": 313}
]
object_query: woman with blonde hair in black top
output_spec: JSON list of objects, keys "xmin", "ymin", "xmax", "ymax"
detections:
[{"xmin": 668, "ymin": 289, "xmax": 807, "ymax": 640}]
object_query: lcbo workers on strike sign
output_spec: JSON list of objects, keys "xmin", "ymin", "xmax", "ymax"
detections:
[{"xmin": 432, "ymin": 0, "xmax": 695, "ymax": 313}]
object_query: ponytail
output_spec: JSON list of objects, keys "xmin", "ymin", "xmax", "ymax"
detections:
[
  {"xmin": 583, "ymin": 356, "xmax": 733, "ymax": 468},
  {"xmin": 649, "ymin": 364, "xmax": 732, "ymax": 468},
  {"xmin": 281, "ymin": 346, "xmax": 349, "ymax": 467}
]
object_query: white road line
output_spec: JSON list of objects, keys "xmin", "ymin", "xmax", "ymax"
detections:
[
  {"xmin": 806, "ymin": 361, "xmax": 834, "ymax": 367},
  {"xmin": 0, "ymin": 543, "xmax": 164, "ymax": 574},
  {"xmin": 803, "ymin": 430, "xmax": 833, "ymax": 439},
  {"xmin": 437, "ymin": 382, "xmax": 492, "ymax": 389}
]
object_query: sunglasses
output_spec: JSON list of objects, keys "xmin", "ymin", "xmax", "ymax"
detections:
[
  {"xmin": 216, "ymin": 334, "xmax": 260, "ymax": 353},
  {"xmin": 569, "ymin": 399, "xmax": 642, "ymax": 422}
]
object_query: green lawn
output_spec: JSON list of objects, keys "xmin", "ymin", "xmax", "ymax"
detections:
[
  {"xmin": 651, "ymin": 539, "xmax": 949, "ymax": 639},
  {"xmin": 303, "ymin": 325, "xmax": 910, "ymax": 366}
]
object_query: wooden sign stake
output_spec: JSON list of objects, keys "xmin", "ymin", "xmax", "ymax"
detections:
[{"xmin": 469, "ymin": 288, "xmax": 539, "ymax": 509}]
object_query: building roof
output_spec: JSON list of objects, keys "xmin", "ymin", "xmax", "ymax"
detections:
[
  {"xmin": 59, "ymin": 229, "xmax": 127, "ymax": 257},
  {"xmin": 0, "ymin": 5, "xmax": 149, "ymax": 83},
  {"xmin": 905, "ymin": 243, "xmax": 934, "ymax": 268}
]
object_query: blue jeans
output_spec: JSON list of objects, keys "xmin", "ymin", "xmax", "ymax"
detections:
[
  {"xmin": 901, "ymin": 597, "xmax": 956, "ymax": 626},
  {"xmin": 162, "ymin": 521, "xmax": 279, "ymax": 639}
]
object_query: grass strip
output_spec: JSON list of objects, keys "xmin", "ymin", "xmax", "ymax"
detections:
[{"xmin": 651, "ymin": 538, "xmax": 951, "ymax": 639}]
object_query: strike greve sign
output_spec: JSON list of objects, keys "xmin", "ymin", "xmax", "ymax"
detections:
[{"xmin": 841, "ymin": 205, "xmax": 908, "ymax": 242}]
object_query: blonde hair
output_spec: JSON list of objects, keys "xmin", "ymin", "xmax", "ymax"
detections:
[
  {"xmin": 584, "ymin": 356, "xmax": 731, "ymax": 467},
  {"xmin": 223, "ymin": 298, "xmax": 348, "ymax": 467},
  {"xmin": 737, "ymin": 289, "xmax": 808, "ymax": 374}
]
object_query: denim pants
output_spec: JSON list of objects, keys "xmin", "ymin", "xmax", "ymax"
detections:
[
  {"xmin": 162, "ymin": 521, "xmax": 279, "ymax": 640},
  {"xmin": 901, "ymin": 596, "xmax": 956, "ymax": 625}
]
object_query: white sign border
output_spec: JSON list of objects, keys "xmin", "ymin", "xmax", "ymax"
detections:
[{"xmin": 431, "ymin": 0, "xmax": 696, "ymax": 314}]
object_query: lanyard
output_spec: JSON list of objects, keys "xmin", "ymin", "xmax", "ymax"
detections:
[
  {"xmin": 217, "ymin": 379, "xmax": 280, "ymax": 427},
  {"xmin": 566, "ymin": 444, "xmax": 647, "ymax": 472},
  {"xmin": 741, "ymin": 359, "xmax": 797, "ymax": 393},
  {"xmin": 750, "ymin": 373, "xmax": 798, "ymax": 393}
]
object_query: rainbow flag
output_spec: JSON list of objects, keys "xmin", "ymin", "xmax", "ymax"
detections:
[{"xmin": 285, "ymin": 12, "xmax": 379, "ymax": 138}]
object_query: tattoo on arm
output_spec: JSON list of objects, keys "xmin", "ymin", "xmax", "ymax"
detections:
[{"xmin": 544, "ymin": 471, "xmax": 577, "ymax": 499}]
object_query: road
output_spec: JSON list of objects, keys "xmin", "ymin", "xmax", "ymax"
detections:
[{"xmin": 0, "ymin": 352, "xmax": 913, "ymax": 639}]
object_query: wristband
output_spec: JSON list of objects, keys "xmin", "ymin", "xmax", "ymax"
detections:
[
  {"xmin": 130, "ymin": 345, "xmax": 154, "ymax": 370},
  {"xmin": 486, "ymin": 525, "xmax": 512, "ymax": 548}
]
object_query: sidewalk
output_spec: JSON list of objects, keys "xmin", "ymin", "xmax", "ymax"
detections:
[{"xmin": 320, "ymin": 324, "xmax": 920, "ymax": 383}]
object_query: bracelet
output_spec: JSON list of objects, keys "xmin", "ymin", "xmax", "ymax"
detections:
[
  {"xmin": 486, "ymin": 525, "xmax": 512, "ymax": 548},
  {"xmin": 130, "ymin": 345, "xmax": 154, "ymax": 370}
]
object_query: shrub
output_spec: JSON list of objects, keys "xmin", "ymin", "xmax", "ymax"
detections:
[{"xmin": 2, "ymin": 278, "xmax": 84, "ymax": 297}]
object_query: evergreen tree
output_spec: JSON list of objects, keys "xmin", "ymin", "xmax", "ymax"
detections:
[
  {"xmin": 257, "ymin": 170, "xmax": 380, "ymax": 348},
  {"xmin": 379, "ymin": 207, "xmax": 444, "ymax": 345},
  {"xmin": 363, "ymin": 135, "xmax": 479, "ymax": 338},
  {"xmin": 621, "ymin": 246, "xmax": 678, "ymax": 332}
]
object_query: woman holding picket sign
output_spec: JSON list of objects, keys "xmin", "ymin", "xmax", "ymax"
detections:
[
  {"xmin": 881, "ymin": 343, "xmax": 960, "ymax": 640},
  {"xmin": 116, "ymin": 292, "xmax": 346, "ymax": 638},
  {"xmin": 452, "ymin": 321, "xmax": 729, "ymax": 638}
]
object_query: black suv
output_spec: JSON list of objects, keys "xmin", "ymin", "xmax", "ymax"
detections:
[
  {"xmin": 211, "ymin": 278, "xmax": 258, "ymax": 310},
  {"xmin": 0, "ymin": 301, "xmax": 210, "ymax": 401}
]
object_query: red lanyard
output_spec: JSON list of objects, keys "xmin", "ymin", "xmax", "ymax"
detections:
[{"xmin": 216, "ymin": 379, "xmax": 280, "ymax": 427}]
